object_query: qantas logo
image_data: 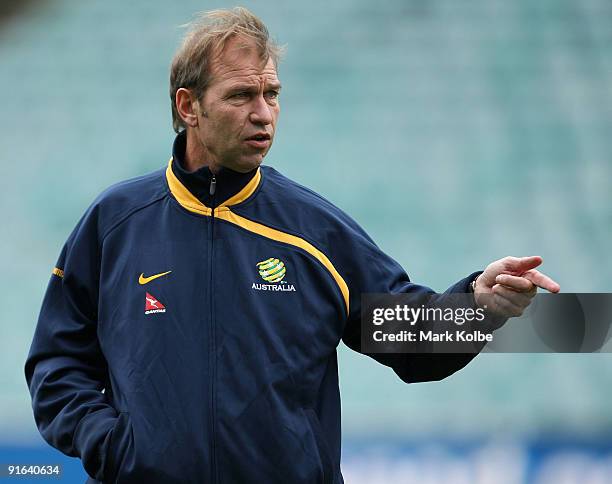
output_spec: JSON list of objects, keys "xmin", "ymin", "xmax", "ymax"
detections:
[
  {"xmin": 139, "ymin": 271, "xmax": 172, "ymax": 285},
  {"xmin": 145, "ymin": 292, "xmax": 166, "ymax": 314}
]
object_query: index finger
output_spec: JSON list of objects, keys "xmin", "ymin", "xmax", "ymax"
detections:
[{"xmin": 522, "ymin": 269, "xmax": 561, "ymax": 293}]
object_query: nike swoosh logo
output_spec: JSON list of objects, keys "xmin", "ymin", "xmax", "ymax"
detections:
[{"xmin": 138, "ymin": 271, "xmax": 172, "ymax": 285}]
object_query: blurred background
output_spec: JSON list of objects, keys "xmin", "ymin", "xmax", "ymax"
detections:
[{"xmin": 1, "ymin": 0, "xmax": 611, "ymax": 482}]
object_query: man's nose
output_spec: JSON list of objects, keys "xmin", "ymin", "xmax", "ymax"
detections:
[{"xmin": 249, "ymin": 95, "xmax": 273, "ymax": 125}]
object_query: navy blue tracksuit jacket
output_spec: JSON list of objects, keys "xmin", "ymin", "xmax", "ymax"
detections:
[{"xmin": 26, "ymin": 132, "xmax": 482, "ymax": 483}]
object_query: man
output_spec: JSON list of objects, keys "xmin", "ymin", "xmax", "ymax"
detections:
[{"xmin": 25, "ymin": 7, "xmax": 560, "ymax": 484}]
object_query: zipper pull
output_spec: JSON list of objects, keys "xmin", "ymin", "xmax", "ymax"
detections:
[{"xmin": 209, "ymin": 175, "xmax": 217, "ymax": 196}]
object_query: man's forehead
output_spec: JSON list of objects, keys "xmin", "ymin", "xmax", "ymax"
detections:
[{"xmin": 209, "ymin": 36, "xmax": 278, "ymax": 83}]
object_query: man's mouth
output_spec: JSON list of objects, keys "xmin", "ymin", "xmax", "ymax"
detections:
[
  {"xmin": 246, "ymin": 133, "xmax": 271, "ymax": 141},
  {"xmin": 245, "ymin": 132, "xmax": 271, "ymax": 148}
]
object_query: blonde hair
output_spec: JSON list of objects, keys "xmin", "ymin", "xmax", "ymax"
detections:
[{"xmin": 169, "ymin": 7, "xmax": 284, "ymax": 133}]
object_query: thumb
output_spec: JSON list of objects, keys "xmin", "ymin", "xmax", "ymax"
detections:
[{"xmin": 503, "ymin": 255, "xmax": 543, "ymax": 274}]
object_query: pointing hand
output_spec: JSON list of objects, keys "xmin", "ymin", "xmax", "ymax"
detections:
[{"xmin": 474, "ymin": 256, "xmax": 560, "ymax": 317}]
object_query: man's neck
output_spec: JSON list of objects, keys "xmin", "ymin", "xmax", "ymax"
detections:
[
  {"xmin": 183, "ymin": 129, "xmax": 220, "ymax": 174},
  {"xmin": 171, "ymin": 129, "xmax": 258, "ymax": 208}
]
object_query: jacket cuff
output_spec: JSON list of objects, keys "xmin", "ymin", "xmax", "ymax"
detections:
[
  {"xmin": 445, "ymin": 271, "xmax": 484, "ymax": 295},
  {"xmin": 73, "ymin": 407, "xmax": 117, "ymax": 481}
]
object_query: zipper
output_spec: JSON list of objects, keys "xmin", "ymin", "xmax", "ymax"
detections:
[
  {"xmin": 208, "ymin": 174, "xmax": 218, "ymax": 483},
  {"xmin": 210, "ymin": 175, "xmax": 216, "ymax": 197}
]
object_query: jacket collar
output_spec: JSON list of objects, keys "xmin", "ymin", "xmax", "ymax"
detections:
[{"xmin": 166, "ymin": 130, "xmax": 261, "ymax": 215}]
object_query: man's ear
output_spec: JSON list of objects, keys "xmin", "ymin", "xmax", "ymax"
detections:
[{"xmin": 175, "ymin": 88, "xmax": 202, "ymax": 127}]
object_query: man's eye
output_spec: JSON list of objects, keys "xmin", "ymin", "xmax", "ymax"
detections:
[
  {"xmin": 265, "ymin": 91, "xmax": 279, "ymax": 100},
  {"xmin": 231, "ymin": 92, "xmax": 250, "ymax": 100}
]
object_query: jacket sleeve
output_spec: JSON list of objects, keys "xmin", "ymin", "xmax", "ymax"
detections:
[
  {"xmin": 25, "ymin": 205, "xmax": 118, "ymax": 481},
  {"xmin": 336, "ymin": 215, "xmax": 484, "ymax": 383}
]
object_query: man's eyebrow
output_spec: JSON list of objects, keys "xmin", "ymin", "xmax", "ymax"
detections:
[
  {"xmin": 225, "ymin": 80, "xmax": 282, "ymax": 93},
  {"xmin": 227, "ymin": 83, "xmax": 257, "ymax": 92}
]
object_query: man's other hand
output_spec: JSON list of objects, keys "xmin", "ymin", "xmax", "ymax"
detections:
[{"xmin": 474, "ymin": 256, "xmax": 560, "ymax": 317}]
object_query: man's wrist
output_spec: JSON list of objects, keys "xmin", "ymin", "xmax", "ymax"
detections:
[{"xmin": 470, "ymin": 274, "xmax": 480, "ymax": 293}]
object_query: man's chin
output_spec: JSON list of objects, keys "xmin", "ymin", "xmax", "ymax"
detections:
[{"xmin": 230, "ymin": 156, "xmax": 265, "ymax": 173}]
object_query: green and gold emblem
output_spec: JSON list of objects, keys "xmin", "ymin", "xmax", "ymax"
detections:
[{"xmin": 256, "ymin": 258, "xmax": 286, "ymax": 283}]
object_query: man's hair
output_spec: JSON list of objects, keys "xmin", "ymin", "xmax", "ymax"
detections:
[{"xmin": 169, "ymin": 7, "xmax": 284, "ymax": 133}]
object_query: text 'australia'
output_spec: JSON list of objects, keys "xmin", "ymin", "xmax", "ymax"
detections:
[{"xmin": 252, "ymin": 282, "xmax": 296, "ymax": 292}]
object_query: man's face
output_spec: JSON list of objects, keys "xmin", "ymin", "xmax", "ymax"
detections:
[{"xmin": 193, "ymin": 36, "xmax": 281, "ymax": 173}]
